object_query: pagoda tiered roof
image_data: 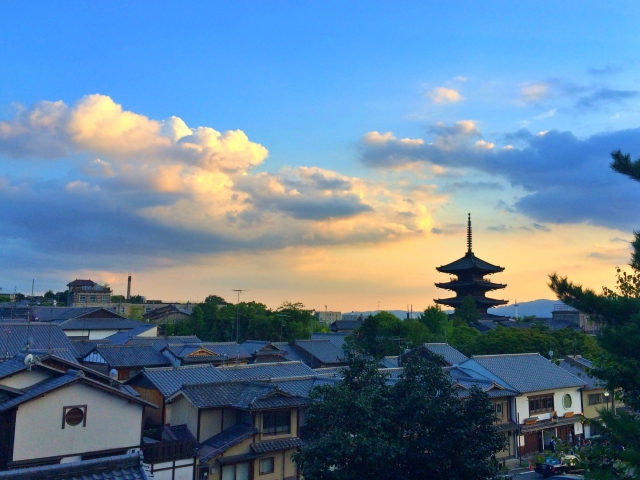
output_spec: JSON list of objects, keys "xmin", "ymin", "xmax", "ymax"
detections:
[
  {"xmin": 434, "ymin": 295, "xmax": 508, "ymax": 309},
  {"xmin": 434, "ymin": 279, "xmax": 506, "ymax": 291},
  {"xmin": 436, "ymin": 251, "xmax": 504, "ymax": 275}
]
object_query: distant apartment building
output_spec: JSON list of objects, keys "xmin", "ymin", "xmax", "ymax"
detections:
[
  {"xmin": 313, "ymin": 310, "xmax": 341, "ymax": 324},
  {"xmin": 552, "ymin": 304, "xmax": 599, "ymax": 334},
  {"xmin": 67, "ymin": 279, "xmax": 112, "ymax": 307}
]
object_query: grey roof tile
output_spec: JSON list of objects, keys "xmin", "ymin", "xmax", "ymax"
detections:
[
  {"xmin": 469, "ymin": 353, "xmax": 587, "ymax": 393},
  {"xmin": 0, "ymin": 322, "xmax": 79, "ymax": 363},
  {"xmin": 250, "ymin": 437, "xmax": 304, "ymax": 454},
  {"xmin": 89, "ymin": 344, "xmax": 170, "ymax": 368},
  {"xmin": 181, "ymin": 381, "xmax": 309, "ymax": 410},
  {"xmin": 200, "ymin": 424, "xmax": 257, "ymax": 461},
  {"xmin": 558, "ymin": 359, "xmax": 602, "ymax": 390},
  {"xmin": 217, "ymin": 361, "xmax": 316, "ymax": 381},
  {"xmin": 423, "ymin": 343, "xmax": 469, "ymax": 365},
  {"xmin": 293, "ymin": 340, "xmax": 345, "ymax": 364},
  {"xmin": 61, "ymin": 318, "xmax": 154, "ymax": 331},
  {"xmin": 128, "ymin": 364, "xmax": 226, "ymax": 398},
  {"xmin": 0, "ymin": 452, "xmax": 150, "ymax": 480},
  {"xmin": 164, "ymin": 342, "xmax": 252, "ymax": 361},
  {"xmin": 0, "ymin": 371, "xmax": 78, "ymax": 412}
]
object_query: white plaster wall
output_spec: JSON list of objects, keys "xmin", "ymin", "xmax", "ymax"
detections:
[
  {"xmin": 12, "ymin": 381, "xmax": 143, "ymax": 461},
  {"xmin": 169, "ymin": 396, "xmax": 199, "ymax": 440},
  {"xmin": 138, "ymin": 326, "xmax": 158, "ymax": 337},
  {"xmin": 515, "ymin": 387, "xmax": 582, "ymax": 423},
  {"xmin": 0, "ymin": 370, "xmax": 50, "ymax": 389}
]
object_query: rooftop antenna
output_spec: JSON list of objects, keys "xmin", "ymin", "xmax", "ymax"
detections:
[{"xmin": 467, "ymin": 213, "xmax": 473, "ymax": 253}]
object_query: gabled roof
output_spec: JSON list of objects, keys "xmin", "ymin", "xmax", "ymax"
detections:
[
  {"xmin": 0, "ymin": 452, "xmax": 150, "ymax": 480},
  {"xmin": 380, "ymin": 356, "xmax": 399, "ymax": 368},
  {"xmin": 0, "ymin": 352, "xmax": 112, "ymax": 384},
  {"xmin": 464, "ymin": 353, "xmax": 587, "ymax": 393},
  {"xmin": 242, "ymin": 341, "xmax": 306, "ymax": 362},
  {"xmin": 200, "ymin": 424, "xmax": 257, "ymax": 462},
  {"xmin": 293, "ymin": 339, "xmax": 345, "ymax": 364},
  {"xmin": 436, "ymin": 251, "xmax": 504, "ymax": 274},
  {"xmin": 86, "ymin": 344, "xmax": 170, "ymax": 368},
  {"xmin": 0, "ymin": 368, "xmax": 156, "ymax": 412},
  {"xmin": 559, "ymin": 357, "xmax": 602, "ymax": 390},
  {"xmin": 0, "ymin": 322, "xmax": 79, "ymax": 363},
  {"xmin": 127, "ymin": 364, "xmax": 226, "ymax": 398},
  {"xmin": 177, "ymin": 380, "xmax": 310, "ymax": 410},
  {"xmin": 163, "ymin": 342, "xmax": 252, "ymax": 362},
  {"xmin": 31, "ymin": 306, "xmax": 123, "ymax": 322}
]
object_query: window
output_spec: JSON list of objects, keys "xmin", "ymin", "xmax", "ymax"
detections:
[
  {"xmin": 589, "ymin": 393, "xmax": 605, "ymax": 405},
  {"xmin": 62, "ymin": 405, "xmax": 87, "ymax": 428},
  {"xmin": 222, "ymin": 463, "xmax": 249, "ymax": 480},
  {"xmin": 563, "ymin": 394, "xmax": 572, "ymax": 409},
  {"xmin": 494, "ymin": 403, "xmax": 503, "ymax": 415},
  {"xmin": 89, "ymin": 295, "xmax": 96, "ymax": 302},
  {"xmin": 263, "ymin": 411, "xmax": 291, "ymax": 435},
  {"xmin": 259, "ymin": 457, "xmax": 274, "ymax": 475},
  {"xmin": 102, "ymin": 295, "xmax": 108, "ymax": 302},
  {"xmin": 528, "ymin": 394, "xmax": 554, "ymax": 415},
  {"xmin": 79, "ymin": 295, "xmax": 86, "ymax": 302}
]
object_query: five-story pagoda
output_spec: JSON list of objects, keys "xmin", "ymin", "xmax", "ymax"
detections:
[{"xmin": 434, "ymin": 214, "xmax": 507, "ymax": 313}]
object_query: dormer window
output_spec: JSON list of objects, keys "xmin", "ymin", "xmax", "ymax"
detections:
[{"xmin": 263, "ymin": 411, "xmax": 290, "ymax": 435}]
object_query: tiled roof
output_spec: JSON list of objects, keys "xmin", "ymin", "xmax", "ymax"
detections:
[
  {"xmin": 453, "ymin": 378, "xmax": 517, "ymax": 398},
  {"xmin": 380, "ymin": 356, "xmax": 399, "ymax": 368},
  {"xmin": 30, "ymin": 306, "xmax": 118, "ymax": 322},
  {"xmin": 217, "ymin": 361, "xmax": 316, "ymax": 381},
  {"xmin": 293, "ymin": 340, "xmax": 345, "ymax": 364},
  {"xmin": 251, "ymin": 437, "xmax": 305, "ymax": 454},
  {"xmin": 180, "ymin": 381, "xmax": 310, "ymax": 410},
  {"xmin": 468, "ymin": 353, "xmax": 587, "ymax": 393},
  {"xmin": 330, "ymin": 320, "xmax": 363, "ymax": 331},
  {"xmin": 163, "ymin": 424, "xmax": 197, "ymax": 442},
  {"xmin": 61, "ymin": 318, "xmax": 153, "ymax": 331},
  {"xmin": 242, "ymin": 341, "xmax": 306, "ymax": 362},
  {"xmin": 0, "ymin": 452, "xmax": 150, "ymax": 480},
  {"xmin": 436, "ymin": 251, "xmax": 504, "ymax": 274},
  {"xmin": 72, "ymin": 340, "xmax": 111, "ymax": 358},
  {"xmin": 272, "ymin": 376, "xmax": 340, "ymax": 397},
  {"xmin": 164, "ymin": 342, "xmax": 252, "ymax": 361},
  {"xmin": 310, "ymin": 332, "xmax": 350, "ymax": 349},
  {"xmin": 200, "ymin": 424, "xmax": 257, "ymax": 461},
  {"xmin": 89, "ymin": 345, "xmax": 170, "ymax": 368},
  {"xmin": 559, "ymin": 359, "xmax": 602, "ymax": 390},
  {"xmin": 128, "ymin": 364, "xmax": 226, "ymax": 398},
  {"xmin": 0, "ymin": 353, "xmax": 107, "ymax": 382},
  {"xmin": 423, "ymin": 343, "xmax": 469, "ymax": 365},
  {"xmin": 0, "ymin": 322, "xmax": 79, "ymax": 363}
]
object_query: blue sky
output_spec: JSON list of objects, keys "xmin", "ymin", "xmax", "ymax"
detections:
[{"xmin": 1, "ymin": 2, "xmax": 640, "ymax": 309}]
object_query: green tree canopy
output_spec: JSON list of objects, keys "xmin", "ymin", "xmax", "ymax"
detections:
[
  {"xmin": 454, "ymin": 295, "xmax": 481, "ymax": 324},
  {"xmin": 293, "ymin": 356, "xmax": 505, "ymax": 479}
]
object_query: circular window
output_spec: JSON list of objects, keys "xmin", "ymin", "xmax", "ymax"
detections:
[
  {"xmin": 65, "ymin": 408, "xmax": 84, "ymax": 426},
  {"xmin": 563, "ymin": 394, "xmax": 572, "ymax": 409}
]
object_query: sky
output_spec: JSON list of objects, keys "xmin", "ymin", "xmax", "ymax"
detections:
[{"xmin": 1, "ymin": 1, "xmax": 640, "ymax": 312}]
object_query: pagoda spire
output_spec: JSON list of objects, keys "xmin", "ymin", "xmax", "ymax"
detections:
[{"xmin": 467, "ymin": 213, "xmax": 472, "ymax": 253}]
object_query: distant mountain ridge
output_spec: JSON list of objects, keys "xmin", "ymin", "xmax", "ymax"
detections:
[{"xmin": 343, "ymin": 299, "xmax": 559, "ymax": 321}]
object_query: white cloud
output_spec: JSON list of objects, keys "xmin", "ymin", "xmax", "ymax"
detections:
[
  {"xmin": 520, "ymin": 82, "xmax": 550, "ymax": 102},
  {"xmin": 428, "ymin": 87, "xmax": 462, "ymax": 103},
  {"xmin": 0, "ymin": 95, "xmax": 443, "ymax": 269}
]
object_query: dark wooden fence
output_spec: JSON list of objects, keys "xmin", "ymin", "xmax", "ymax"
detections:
[{"xmin": 140, "ymin": 439, "xmax": 196, "ymax": 464}]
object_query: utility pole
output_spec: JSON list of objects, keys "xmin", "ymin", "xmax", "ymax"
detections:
[{"xmin": 232, "ymin": 289, "xmax": 248, "ymax": 344}]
